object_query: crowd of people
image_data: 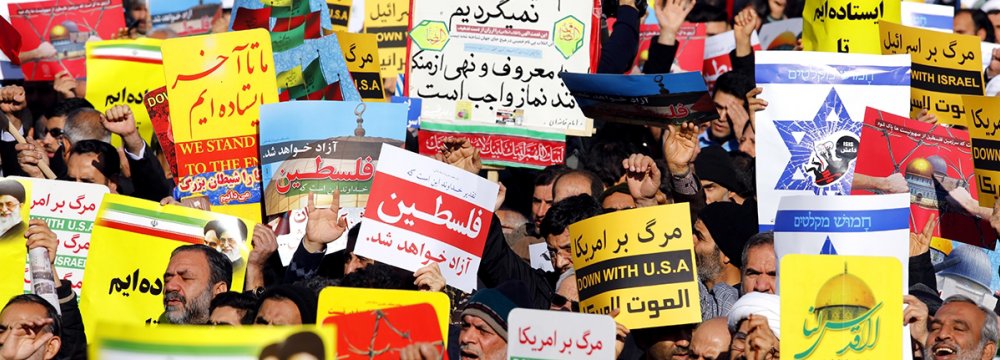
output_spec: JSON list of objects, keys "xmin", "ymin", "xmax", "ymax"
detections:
[{"xmin": 1, "ymin": 0, "xmax": 1000, "ymax": 359}]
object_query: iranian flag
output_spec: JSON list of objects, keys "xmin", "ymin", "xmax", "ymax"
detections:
[
  {"xmin": 96, "ymin": 202, "xmax": 205, "ymax": 245},
  {"xmin": 87, "ymin": 42, "xmax": 162, "ymax": 65}
]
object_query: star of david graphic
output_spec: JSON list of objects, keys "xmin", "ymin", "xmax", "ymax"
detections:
[{"xmin": 773, "ymin": 88, "xmax": 862, "ymax": 195}]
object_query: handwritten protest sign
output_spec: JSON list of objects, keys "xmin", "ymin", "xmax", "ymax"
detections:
[
  {"xmin": 408, "ymin": 0, "xmax": 596, "ymax": 135},
  {"xmin": 324, "ymin": 303, "xmax": 443, "ymax": 360},
  {"xmin": 703, "ymin": 30, "xmax": 761, "ymax": 89},
  {"xmin": 780, "ymin": 254, "xmax": 902, "ymax": 359},
  {"xmin": 336, "ymin": 32, "xmax": 386, "ymax": 101},
  {"xmin": 231, "ymin": 0, "xmax": 362, "ymax": 102},
  {"xmin": 803, "ymin": 0, "xmax": 900, "ymax": 54},
  {"xmin": 417, "ymin": 120, "xmax": 566, "ymax": 169},
  {"xmin": 80, "ymin": 195, "xmax": 251, "ymax": 340},
  {"xmin": 161, "ymin": 29, "xmax": 278, "ymax": 222},
  {"xmin": 86, "ymin": 38, "xmax": 164, "ymax": 146},
  {"xmin": 150, "ymin": 0, "xmax": 222, "ymax": 36},
  {"xmin": 17, "ymin": 178, "xmax": 108, "ymax": 296},
  {"xmin": 364, "ymin": 0, "xmax": 408, "ymax": 76},
  {"xmin": 569, "ymin": 204, "xmax": 700, "ymax": 330},
  {"xmin": 6, "ymin": 0, "xmax": 125, "ymax": 80},
  {"xmin": 260, "ymin": 101, "xmax": 406, "ymax": 216},
  {"xmin": 356, "ymin": 144, "xmax": 498, "ymax": 293},
  {"xmin": 91, "ymin": 322, "xmax": 335, "ymax": 359},
  {"xmin": 560, "ymin": 72, "xmax": 718, "ymax": 127},
  {"xmin": 327, "ymin": 0, "xmax": 351, "ymax": 32},
  {"xmin": 0, "ymin": 179, "xmax": 31, "ymax": 304},
  {"xmin": 508, "ymin": 309, "xmax": 615, "ymax": 360},
  {"xmin": 962, "ymin": 95, "xmax": 1000, "ymax": 209},
  {"xmin": 852, "ymin": 107, "xmax": 997, "ymax": 249},
  {"xmin": 317, "ymin": 286, "xmax": 450, "ymax": 344},
  {"xmin": 144, "ymin": 87, "xmax": 178, "ymax": 181},
  {"xmin": 900, "ymin": 1, "xmax": 953, "ymax": 32},
  {"xmin": 759, "ymin": 18, "xmax": 802, "ymax": 51},
  {"xmin": 755, "ymin": 51, "xmax": 910, "ymax": 230},
  {"xmin": 880, "ymin": 21, "xmax": 984, "ymax": 125}
]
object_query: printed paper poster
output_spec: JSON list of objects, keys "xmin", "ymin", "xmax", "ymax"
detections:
[
  {"xmin": 336, "ymin": 32, "xmax": 386, "ymax": 101},
  {"xmin": 18, "ymin": 178, "xmax": 108, "ymax": 296},
  {"xmin": 323, "ymin": 303, "xmax": 443, "ymax": 360},
  {"xmin": 780, "ymin": 254, "xmax": 902, "ymax": 360},
  {"xmin": 161, "ymin": 29, "xmax": 279, "ymax": 222},
  {"xmin": 80, "ymin": 195, "xmax": 252, "ymax": 340},
  {"xmin": 363, "ymin": 0, "xmax": 408, "ymax": 76},
  {"xmin": 962, "ymin": 95, "xmax": 1000, "ymax": 209},
  {"xmin": 85, "ymin": 38, "xmax": 165, "ymax": 146},
  {"xmin": 852, "ymin": 107, "xmax": 998, "ymax": 249},
  {"xmin": 672, "ymin": 23, "xmax": 707, "ymax": 72},
  {"xmin": 391, "ymin": 96, "xmax": 422, "ymax": 129},
  {"xmin": 880, "ymin": 21, "xmax": 984, "ymax": 125},
  {"xmin": 508, "ymin": 309, "xmax": 616, "ymax": 360},
  {"xmin": 703, "ymin": 30, "xmax": 761, "ymax": 89},
  {"xmin": 149, "ymin": 0, "xmax": 223, "ymax": 37},
  {"xmin": 560, "ymin": 72, "xmax": 719, "ymax": 127},
  {"xmin": 356, "ymin": 144, "xmax": 499, "ymax": 293},
  {"xmin": 417, "ymin": 120, "xmax": 566, "ymax": 170},
  {"xmin": 755, "ymin": 51, "xmax": 911, "ymax": 230},
  {"xmin": 144, "ymin": 87, "xmax": 179, "ymax": 181},
  {"xmin": 271, "ymin": 207, "xmax": 364, "ymax": 265},
  {"xmin": 803, "ymin": 0, "xmax": 901, "ymax": 54},
  {"xmin": 327, "ymin": 0, "xmax": 352, "ymax": 32},
  {"xmin": 316, "ymin": 286, "xmax": 450, "ymax": 343},
  {"xmin": 758, "ymin": 18, "xmax": 802, "ymax": 51},
  {"xmin": 259, "ymin": 101, "xmax": 406, "ymax": 216},
  {"xmin": 900, "ymin": 1, "xmax": 953, "ymax": 32},
  {"xmin": 91, "ymin": 323, "xmax": 335, "ymax": 359},
  {"xmin": 407, "ymin": 0, "xmax": 596, "ymax": 135},
  {"xmin": 569, "ymin": 204, "xmax": 701, "ymax": 330},
  {"xmin": 0, "ymin": 179, "xmax": 31, "ymax": 304},
  {"xmin": 7, "ymin": 0, "xmax": 125, "ymax": 80}
]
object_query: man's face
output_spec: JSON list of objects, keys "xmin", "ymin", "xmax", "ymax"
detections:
[
  {"xmin": 546, "ymin": 230, "xmax": 573, "ymax": 273},
  {"xmin": 690, "ymin": 319, "xmax": 731, "ymax": 360},
  {"xmin": 601, "ymin": 192, "xmax": 636, "ymax": 212},
  {"xmin": 712, "ymin": 91, "xmax": 743, "ymax": 139},
  {"xmin": 550, "ymin": 275, "xmax": 579, "ymax": 312},
  {"xmin": 742, "ymin": 244, "xmax": 777, "ymax": 295},
  {"xmin": 925, "ymin": 301, "xmax": 994, "ymax": 360},
  {"xmin": 67, "ymin": 153, "xmax": 114, "ymax": 192},
  {"xmin": 129, "ymin": 4, "xmax": 151, "ymax": 34},
  {"xmin": 344, "ymin": 252, "xmax": 374, "ymax": 275},
  {"xmin": 255, "ymin": 298, "xmax": 302, "ymax": 325},
  {"xmin": 645, "ymin": 327, "xmax": 692, "ymax": 360},
  {"xmin": 700, "ymin": 180, "xmax": 731, "ymax": 205},
  {"xmin": 163, "ymin": 251, "xmax": 216, "ymax": 325},
  {"xmin": 459, "ymin": 315, "xmax": 507, "ymax": 360},
  {"xmin": 955, "ymin": 13, "xmax": 982, "ymax": 40},
  {"xmin": 694, "ymin": 220, "xmax": 724, "ymax": 284},
  {"xmin": 0, "ymin": 194, "xmax": 20, "ymax": 218},
  {"xmin": 990, "ymin": 13, "xmax": 1000, "ymax": 41},
  {"xmin": 531, "ymin": 184, "xmax": 554, "ymax": 229},
  {"xmin": 204, "ymin": 229, "xmax": 241, "ymax": 261},
  {"xmin": 0, "ymin": 302, "xmax": 59, "ymax": 360},
  {"xmin": 553, "ymin": 174, "xmax": 592, "ymax": 203},
  {"xmin": 42, "ymin": 116, "xmax": 66, "ymax": 157},
  {"xmin": 209, "ymin": 306, "xmax": 245, "ymax": 326}
]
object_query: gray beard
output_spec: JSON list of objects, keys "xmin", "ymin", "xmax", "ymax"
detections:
[
  {"xmin": 696, "ymin": 246, "xmax": 723, "ymax": 284},
  {"xmin": 924, "ymin": 344, "xmax": 984, "ymax": 360},
  {"xmin": 0, "ymin": 208, "xmax": 21, "ymax": 236},
  {"xmin": 164, "ymin": 288, "xmax": 213, "ymax": 325}
]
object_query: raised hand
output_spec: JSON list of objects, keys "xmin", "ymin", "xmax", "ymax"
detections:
[
  {"xmin": 663, "ymin": 122, "xmax": 699, "ymax": 176},
  {"xmin": 655, "ymin": 0, "xmax": 696, "ymax": 45},
  {"xmin": 303, "ymin": 189, "xmax": 348, "ymax": 253},
  {"xmin": 622, "ymin": 153, "xmax": 661, "ymax": 206}
]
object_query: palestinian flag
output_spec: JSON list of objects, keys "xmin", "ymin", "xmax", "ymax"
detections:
[
  {"xmin": 96, "ymin": 202, "xmax": 205, "ymax": 245},
  {"xmin": 87, "ymin": 43, "xmax": 162, "ymax": 65}
]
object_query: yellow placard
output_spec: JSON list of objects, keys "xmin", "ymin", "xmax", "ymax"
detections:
[
  {"xmin": 91, "ymin": 322, "xmax": 335, "ymax": 359},
  {"xmin": 336, "ymin": 32, "xmax": 387, "ymax": 101},
  {"xmin": 962, "ymin": 95, "xmax": 1000, "ymax": 208},
  {"xmin": 80, "ymin": 194, "xmax": 252, "ymax": 342},
  {"xmin": 568, "ymin": 204, "xmax": 700, "ymax": 330},
  {"xmin": 161, "ymin": 29, "xmax": 278, "ymax": 222},
  {"xmin": 803, "ymin": 0, "xmax": 900, "ymax": 54},
  {"xmin": 327, "ymin": 0, "xmax": 353, "ymax": 32},
  {"xmin": 881, "ymin": 21, "xmax": 984, "ymax": 125},
  {"xmin": 316, "ymin": 286, "xmax": 450, "ymax": 343},
  {"xmin": 780, "ymin": 254, "xmax": 902, "ymax": 359},
  {"xmin": 364, "ymin": 0, "xmax": 408, "ymax": 76},
  {"xmin": 85, "ymin": 38, "xmax": 166, "ymax": 147},
  {"xmin": 0, "ymin": 179, "xmax": 31, "ymax": 304}
]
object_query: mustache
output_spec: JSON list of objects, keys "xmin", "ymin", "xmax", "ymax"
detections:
[{"xmin": 164, "ymin": 291, "xmax": 186, "ymax": 303}]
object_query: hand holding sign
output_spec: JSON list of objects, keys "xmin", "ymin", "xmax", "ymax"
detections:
[
  {"xmin": 15, "ymin": 138, "xmax": 48, "ymax": 179},
  {"xmin": 25, "ymin": 219, "xmax": 58, "ymax": 267},
  {"xmin": 304, "ymin": 189, "xmax": 348, "ymax": 253}
]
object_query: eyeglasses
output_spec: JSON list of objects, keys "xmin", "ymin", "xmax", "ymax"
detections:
[
  {"xmin": 45, "ymin": 128, "xmax": 64, "ymax": 138},
  {"xmin": 551, "ymin": 294, "xmax": 580, "ymax": 312}
]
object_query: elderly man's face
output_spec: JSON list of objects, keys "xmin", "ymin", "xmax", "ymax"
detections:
[
  {"xmin": 460, "ymin": 314, "xmax": 507, "ymax": 360},
  {"xmin": 0, "ymin": 302, "xmax": 60, "ymax": 360},
  {"xmin": 925, "ymin": 301, "xmax": 996, "ymax": 360},
  {"xmin": 690, "ymin": 318, "xmax": 731, "ymax": 360},
  {"xmin": 553, "ymin": 174, "xmax": 592, "ymax": 203},
  {"xmin": 742, "ymin": 244, "xmax": 777, "ymax": 295},
  {"xmin": 694, "ymin": 220, "xmax": 725, "ymax": 285},
  {"xmin": 163, "ymin": 251, "xmax": 218, "ymax": 325},
  {"xmin": 0, "ymin": 194, "xmax": 19, "ymax": 217}
]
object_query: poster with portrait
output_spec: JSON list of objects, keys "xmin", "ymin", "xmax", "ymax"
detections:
[
  {"xmin": 0, "ymin": 179, "xmax": 31, "ymax": 304},
  {"xmin": 92, "ymin": 322, "xmax": 335, "ymax": 359}
]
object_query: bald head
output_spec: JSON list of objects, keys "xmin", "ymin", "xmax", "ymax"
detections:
[
  {"xmin": 64, "ymin": 108, "xmax": 111, "ymax": 145},
  {"xmin": 552, "ymin": 170, "xmax": 603, "ymax": 202},
  {"xmin": 691, "ymin": 317, "xmax": 731, "ymax": 360}
]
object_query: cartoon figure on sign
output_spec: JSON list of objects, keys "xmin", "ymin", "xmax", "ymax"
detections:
[
  {"xmin": 797, "ymin": 262, "xmax": 882, "ymax": 359},
  {"xmin": 803, "ymin": 135, "xmax": 858, "ymax": 186}
]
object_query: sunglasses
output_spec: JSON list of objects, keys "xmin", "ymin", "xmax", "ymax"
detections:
[
  {"xmin": 551, "ymin": 294, "xmax": 580, "ymax": 312},
  {"xmin": 45, "ymin": 128, "xmax": 64, "ymax": 138}
]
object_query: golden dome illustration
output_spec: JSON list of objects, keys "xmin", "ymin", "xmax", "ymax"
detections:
[
  {"xmin": 814, "ymin": 266, "xmax": 876, "ymax": 311},
  {"xmin": 905, "ymin": 158, "xmax": 934, "ymax": 178},
  {"xmin": 49, "ymin": 25, "xmax": 69, "ymax": 41}
]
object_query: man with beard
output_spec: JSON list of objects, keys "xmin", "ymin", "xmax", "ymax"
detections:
[
  {"xmin": 924, "ymin": 295, "xmax": 998, "ymax": 360},
  {"xmin": 0, "ymin": 180, "xmax": 26, "ymax": 239},
  {"xmin": 693, "ymin": 217, "xmax": 739, "ymax": 320},
  {"xmin": 161, "ymin": 245, "xmax": 232, "ymax": 325}
]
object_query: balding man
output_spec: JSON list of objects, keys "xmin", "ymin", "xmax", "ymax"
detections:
[
  {"xmin": 690, "ymin": 317, "xmax": 731, "ymax": 360},
  {"xmin": 552, "ymin": 169, "xmax": 604, "ymax": 203}
]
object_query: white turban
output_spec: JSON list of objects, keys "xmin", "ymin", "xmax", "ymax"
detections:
[{"xmin": 727, "ymin": 292, "xmax": 781, "ymax": 338}]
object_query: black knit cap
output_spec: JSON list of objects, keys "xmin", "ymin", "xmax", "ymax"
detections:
[{"xmin": 698, "ymin": 201, "xmax": 758, "ymax": 268}]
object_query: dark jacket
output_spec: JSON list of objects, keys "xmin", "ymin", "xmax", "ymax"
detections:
[
  {"xmin": 126, "ymin": 142, "xmax": 172, "ymax": 201},
  {"xmin": 597, "ymin": 6, "xmax": 641, "ymax": 74},
  {"xmin": 56, "ymin": 279, "xmax": 86, "ymax": 360},
  {"xmin": 477, "ymin": 214, "xmax": 557, "ymax": 309}
]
